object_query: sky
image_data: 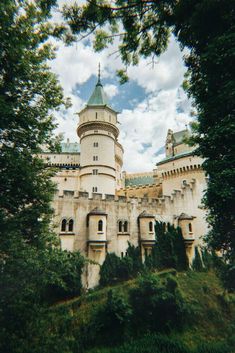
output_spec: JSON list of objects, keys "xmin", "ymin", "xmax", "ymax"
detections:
[{"xmin": 50, "ymin": 1, "xmax": 193, "ymax": 172}]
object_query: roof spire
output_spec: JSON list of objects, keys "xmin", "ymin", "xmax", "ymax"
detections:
[{"xmin": 97, "ymin": 62, "xmax": 101, "ymax": 85}]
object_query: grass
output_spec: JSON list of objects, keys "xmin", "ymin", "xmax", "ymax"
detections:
[{"xmin": 48, "ymin": 270, "xmax": 235, "ymax": 353}]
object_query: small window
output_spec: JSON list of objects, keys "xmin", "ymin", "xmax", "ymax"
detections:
[
  {"xmin": 92, "ymin": 169, "xmax": 98, "ymax": 175},
  {"xmin": 118, "ymin": 221, "xmax": 122, "ymax": 233},
  {"xmin": 93, "ymin": 156, "xmax": 98, "ymax": 161},
  {"xmin": 149, "ymin": 221, "xmax": 153, "ymax": 232},
  {"xmin": 68, "ymin": 219, "xmax": 74, "ymax": 232},
  {"xmin": 61, "ymin": 219, "xmax": 67, "ymax": 232},
  {"xmin": 92, "ymin": 187, "xmax": 98, "ymax": 192},
  {"xmin": 189, "ymin": 223, "xmax": 192, "ymax": 232},
  {"xmin": 123, "ymin": 221, "xmax": 128, "ymax": 232},
  {"xmin": 98, "ymin": 220, "xmax": 103, "ymax": 232},
  {"xmin": 93, "ymin": 142, "xmax": 98, "ymax": 147},
  {"xmin": 121, "ymin": 252, "xmax": 124, "ymax": 258},
  {"xmin": 95, "ymin": 112, "xmax": 98, "ymax": 119}
]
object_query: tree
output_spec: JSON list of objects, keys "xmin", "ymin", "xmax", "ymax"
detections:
[
  {"xmin": 63, "ymin": 0, "xmax": 235, "ymax": 263},
  {"xmin": 0, "ymin": 2, "xmax": 83, "ymax": 352},
  {"xmin": 100, "ymin": 243, "xmax": 143, "ymax": 286},
  {"xmin": 151, "ymin": 222, "xmax": 188, "ymax": 271}
]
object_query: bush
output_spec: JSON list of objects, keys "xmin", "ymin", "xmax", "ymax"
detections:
[
  {"xmin": 129, "ymin": 273, "xmax": 188, "ymax": 333},
  {"xmin": 96, "ymin": 290, "xmax": 132, "ymax": 344},
  {"xmin": 192, "ymin": 247, "xmax": 204, "ymax": 272},
  {"xmin": 42, "ymin": 249, "xmax": 84, "ymax": 303},
  {"xmin": 100, "ymin": 243, "xmax": 143, "ymax": 286},
  {"xmin": 150, "ymin": 222, "xmax": 188, "ymax": 271}
]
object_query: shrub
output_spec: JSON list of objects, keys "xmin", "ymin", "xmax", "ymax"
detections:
[
  {"xmin": 96, "ymin": 289, "xmax": 132, "ymax": 344},
  {"xmin": 99, "ymin": 243, "xmax": 143, "ymax": 286},
  {"xmin": 152, "ymin": 222, "xmax": 188, "ymax": 271},
  {"xmin": 192, "ymin": 247, "xmax": 204, "ymax": 272},
  {"xmin": 129, "ymin": 273, "xmax": 188, "ymax": 333}
]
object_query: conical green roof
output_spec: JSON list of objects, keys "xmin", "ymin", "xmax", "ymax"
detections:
[{"xmin": 87, "ymin": 79, "xmax": 109, "ymax": 106}]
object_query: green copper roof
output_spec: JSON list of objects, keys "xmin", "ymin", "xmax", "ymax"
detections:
[
  {"xmin": 61, "ymin": 142, "xmax": 80, "ymax": 153},
  {"xmin": 87, "ymin": 80, "xmax": 110, "ymax": 107},
  {"xmin": 156, "ymin": 150, "xmax": 194, "ymax": 166},
  {"xmin": 125, "ymin": 175, "xmax": 155, "ymax": 187}
]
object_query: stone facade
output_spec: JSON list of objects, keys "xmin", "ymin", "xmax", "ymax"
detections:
[{"xmin": 41, "ymin": 77, "xmax": 208, "ymax": 288}]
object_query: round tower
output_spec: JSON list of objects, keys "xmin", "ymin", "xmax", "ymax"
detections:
[{"xmin": 77, "ymin": 69, "xmax": 123, "ymax": 195}]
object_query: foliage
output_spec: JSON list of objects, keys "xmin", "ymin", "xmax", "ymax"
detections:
[
  {"xmin": 96, "ymin": 289, "xmax": 132, "ymax": 345},
  {"xmin": 42, "ymin": 249, "xmax": 84, "ymax": 303},
  {"xmin": 38, "ymin": 271, "xmax": 234, "ymax": 353},
  {"xmin": 63, "ymin": 0, "xmax": 235, "ymax": 266},
  {"xmin": 87, "ymin": 334, "xmax": 189, "ymax": 353},
  {"xmin": 0, "ymin": 2, "xmax": 83, "ymax": 352},
  {"xmin": 99, "ymin": 243, "xmax": 143, "ymax": 286},
  {"xmin": 192, "ymin": 247, "xmax": 204, "ymax": 272},
  {"xmin": 129, "ymin": 273, "xmax": 188, "ymax": 333},
  {"xmin": 146, "ymin": 222, "xmax": 188, "ymax": 271}
]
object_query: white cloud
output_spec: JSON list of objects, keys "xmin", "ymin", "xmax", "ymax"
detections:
[
  {"xmin": 103, "ymin": 84, "xmax": 119, "ymax": 98},
  {"xmin": 119, "ymin": 88, "xmax": 192, "ymax": 172},
  {"xmin": 49, "ymin": 8, "xmax": 192, "ymax": 173},
  {"xmin": 127, "ymin": 36, "xmax": 186, "ymax": 93}
]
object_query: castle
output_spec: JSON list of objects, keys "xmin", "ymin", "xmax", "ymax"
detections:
[{"xmin": 40, "ymin": 74, "xmax": 208, "ymax": 288}]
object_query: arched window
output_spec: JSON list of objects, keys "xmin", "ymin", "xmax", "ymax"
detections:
[
  {"xmin": 98, "ymin": 219, "xmax": 103, "ymax": 232},
  {"xmin": 61, "ymin": 219, "xmax": 67, "ymax": 232},
  {"xmin": 68, "ymin": 219, "xmax": 74, "ymax": 232},
  {"xmin": 149, "ymin": 221, "xmax": 153, "ymax": 232},
  {"xmin": 123, "ymin": 221, "xmax": 128, "ymax": 232},
  {"xmin": 189, "ymin": 223, "xmax": 192, "ymax": 232},
  {"xmin": 118, "ymin": 221, "xmax": 122, "ymax": 233}
]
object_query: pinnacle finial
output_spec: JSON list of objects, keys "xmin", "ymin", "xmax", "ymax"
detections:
[{"xmin": 97, "ymin": 63, "xmax": 101, "ymax": 84}]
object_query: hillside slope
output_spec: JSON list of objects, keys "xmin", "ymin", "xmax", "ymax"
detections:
[{"xmin": 47, "ymin": 271, "xmax": 235, "ymax": 353}]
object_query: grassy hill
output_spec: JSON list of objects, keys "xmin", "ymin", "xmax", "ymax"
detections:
[{"xmin": 46, "ymin": 270, "xmax": 235, "ymax": 353}]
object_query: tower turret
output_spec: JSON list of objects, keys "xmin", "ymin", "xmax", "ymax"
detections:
[{"xmin": 77, "ymin": 68, "xmax": 123, "ymax": 195}]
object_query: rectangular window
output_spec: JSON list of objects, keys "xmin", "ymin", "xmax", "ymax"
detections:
[
  {"xmin": 92, "ymin": 169, "xmax": 98, "ymax": 175},
  {"xmin": 93, "ymin": 156, "xmax": 98, "ymax": 161},
  {"xmin": 92, "ymin": 187, "xmax": 98, "ymax": 192},
  {"xmin": 93, "ymin": 142, "xmax": 98, "ymax": 147}
]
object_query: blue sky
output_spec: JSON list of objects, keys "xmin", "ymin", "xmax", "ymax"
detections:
[{"xmin": 51, "ymin": 1, "xmax": 193, "ymax": 172}]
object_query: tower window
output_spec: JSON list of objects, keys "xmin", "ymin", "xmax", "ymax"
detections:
[
  {"xmin": 123, "ymin": 221, "xmax": 128, "ymax": 232},
  {"xmin": 93, "ymin": 156, "xmax": 98, "ymax": 161},
  {"xmin": 149, "ymin": 221, "xmax": 153, "ymax": 232},
  {"xmin": 93, "ymin": 142, "xmax": 98, "ymax": 147},
  {"xmin": 92, "ymin": 187, "xmax": 98, "ymax": 192},
  {"xmin": 189, "ymin": 223, "xmax": 192, "ymax": 232},
  {"xmin": 61, "ymin": 219, "xmax": 67, "ymax": 232},
  {"xmin": 92, "ymin": 169, "xmax": 98, "ymax": 175},
  {"xmin": 95, "ymin": 112, "xmax": 98, "ymax": 119},
  {"xmin": 98, "ymin": 220, "xmax": 103, "ymax": 232},
  {"xmin": 118, "ymin": 221, "xmax": 122, "ymax": 233},
  {"xmin": 68, "ymin": 219, "xmax": 74, "ymax": 232}
]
